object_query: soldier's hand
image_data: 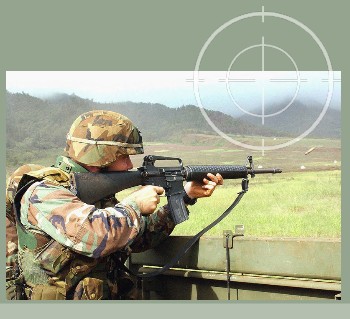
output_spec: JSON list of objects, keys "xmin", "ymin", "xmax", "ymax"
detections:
[
  {"xmin": 184, "ymin": 173, "xmax": 223, "ymax": 199},
  {"xmin": 127, "ymin": 185, "xmax": 165, "ymax": 215}
]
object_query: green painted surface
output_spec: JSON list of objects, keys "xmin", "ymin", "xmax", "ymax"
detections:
[
  {"xmin": 141, "ymin": 276, "xmax": 338, "ymax": 300},
  {"xmin": 131, "ymin": 236, "xmax": 341, "ymax": 300},
  {"xmin": 131, "ymin": 236, "xmax": 341, "ymax": 280}
]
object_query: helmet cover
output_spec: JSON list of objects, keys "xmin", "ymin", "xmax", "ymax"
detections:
[{"xmin": 65, "ymin": 110, "xmax": 144, "ymax": 167}]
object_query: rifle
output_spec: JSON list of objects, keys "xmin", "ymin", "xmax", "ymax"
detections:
[{"xmin": 70, "ymin": 155, "xmax": 282, "ymax": 225}]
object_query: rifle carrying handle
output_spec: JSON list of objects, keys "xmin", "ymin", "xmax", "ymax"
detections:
[{"xmin": 167, "ymin": 192, "xmax": 190, "ymax": 225}]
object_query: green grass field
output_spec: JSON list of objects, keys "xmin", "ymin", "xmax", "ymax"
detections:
[
  {"xmin": 170, "ymin": 170, "xmax": 341, "ymax": 238},
  {"xmin": 117, "ymin": 170, "xmax": 341, "ymax": 238}
]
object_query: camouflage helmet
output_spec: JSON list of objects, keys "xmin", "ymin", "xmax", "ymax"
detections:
[{"xmin": 65, "ymin": 110, "xmax": 144, "ymax": 167}]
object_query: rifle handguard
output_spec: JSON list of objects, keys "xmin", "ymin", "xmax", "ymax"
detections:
[{"xmin": 185, "ymin": 165, "xmax": 248, "ymax": 181}]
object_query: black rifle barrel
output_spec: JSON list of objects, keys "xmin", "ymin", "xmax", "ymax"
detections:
[
  {"xmin": 249, "ymin": 168, "xmax": 283, "ymax": 174},
  {"xmin": 184, "ymin": 165, "xmax": 281, "ymax": 182}
]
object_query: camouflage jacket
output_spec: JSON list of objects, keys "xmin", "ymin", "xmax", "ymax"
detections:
[
  {"xmin": 12, "ymin": 156, "xmax": 176, "ymax": 299},
  {"xmin": 6, "ymin": 164, "xmax": 45, "ymax": 268}
]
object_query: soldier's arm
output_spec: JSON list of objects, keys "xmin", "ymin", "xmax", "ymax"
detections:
[
  {"xmin": 128, "ymin": 174, "xmax": 223, "ymax": 252},
  {"xmin": 126, "ymin": 174, "xmax": 223, "ymax": 252},
  {"xmin": 20, "ymin": 180, "xmax": 146, "ymax": 258}
]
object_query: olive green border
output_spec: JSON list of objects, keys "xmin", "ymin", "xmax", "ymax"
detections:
[{"xmin": 1, "ymin": 0, "xmax": 348, "ymax": 317}]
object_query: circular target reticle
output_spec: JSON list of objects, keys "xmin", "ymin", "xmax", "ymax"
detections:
[
  {"xmin": 193, "ymin": 11, "xmax": 334, "ymax": 151},
  {"xmin": 226, "ymin": 43, "xmax": 301, "ymax": 118}
]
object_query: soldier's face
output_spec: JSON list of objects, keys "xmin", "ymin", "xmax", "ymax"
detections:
[{"xmin": 105, "ymin": 155, "xmax": 133, "ymax": 172}]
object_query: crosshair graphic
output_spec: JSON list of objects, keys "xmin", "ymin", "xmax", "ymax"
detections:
[
  {"xmin": 192, "ymin": 6, "xmax": 334, "ymax": 152},
  {"xmin": 224, "ymin": 39, "xmax": 301, "ymax": 123}
]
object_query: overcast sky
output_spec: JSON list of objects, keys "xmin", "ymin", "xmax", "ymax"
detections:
[{"xmin": 6, "ymin": 71, "xmax": 341, "ymax": 116}]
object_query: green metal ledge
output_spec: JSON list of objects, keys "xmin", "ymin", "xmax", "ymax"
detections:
[
  {"xmin": 131, "ymin": 236, "xmax": 341, "ymax": 281},
  {"xmin": 131, "ymin": 236, "xmax": 341, "ymax": 300},
  {"xmin": 139, "ymin": 267, "xmax": 341, "ymax": 291}
]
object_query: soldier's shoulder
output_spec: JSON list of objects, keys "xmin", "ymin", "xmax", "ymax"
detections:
[{"xmin": 6, "ymin": 164, "xmax": 45, "ymax": 204}]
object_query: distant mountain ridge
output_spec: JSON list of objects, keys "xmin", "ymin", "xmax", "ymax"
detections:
[
  {"xmin": 238, "ymin": 99, "xmax": 341, "ymax": 138},
  {"xmin": 6, "ymin": 91, "xmax": 286, "ymax": 151},
  {"xmin": 6, "ymin": 91, "xmax": 341, "ymax": 171}
]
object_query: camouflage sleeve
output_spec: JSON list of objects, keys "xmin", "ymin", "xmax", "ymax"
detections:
[
  {"xmin": 20, "ymin": 180, "xmax": 145, "ymax": 258},
  {"xmin": 6, "ymin": 217, "xmax": 18, "ymax": 267},
  {"xmin": 127, "ymin": 204, "xmax": 176, "ymax": 253},
  {"xmin": 6, "ymin": 177, "xmax": 18, "ymax": 267}
]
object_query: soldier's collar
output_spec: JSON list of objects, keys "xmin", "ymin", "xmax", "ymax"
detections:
[{"xmin": 54, "ymin": 156, "xmax": 88, "ymax": 174}]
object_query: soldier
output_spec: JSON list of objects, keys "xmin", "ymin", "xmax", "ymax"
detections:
[{"xmin": 8, "ymin": 110, "xmax": 223, "ymax": 300}]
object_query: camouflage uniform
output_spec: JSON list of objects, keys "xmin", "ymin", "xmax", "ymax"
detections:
[
  {"xmin": 10, "ymin": 111, "xmax": 176, "ymax": 300},
  {"xmin": 6, "ymin": 164, "xmax": 44, "ymax": 299},
  {"xmin": 6, "ymin": 164, "xmax": 45, "ymax": 267}
]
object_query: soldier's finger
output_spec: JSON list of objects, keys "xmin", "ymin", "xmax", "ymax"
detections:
[
  {"xmin": 202, "ymin": 184, "xmax": 215, "ymax": 190},
  {"xmin": 216, "ymin": 173, "xmax": 224, "ymax": 185},
  {"xmin": 207, "ymin": 173, "xmax": 221, "ymax": 184},
  {"xmin": 153, "ymin": 186, "xmax": 165, "ymax": 195}
]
